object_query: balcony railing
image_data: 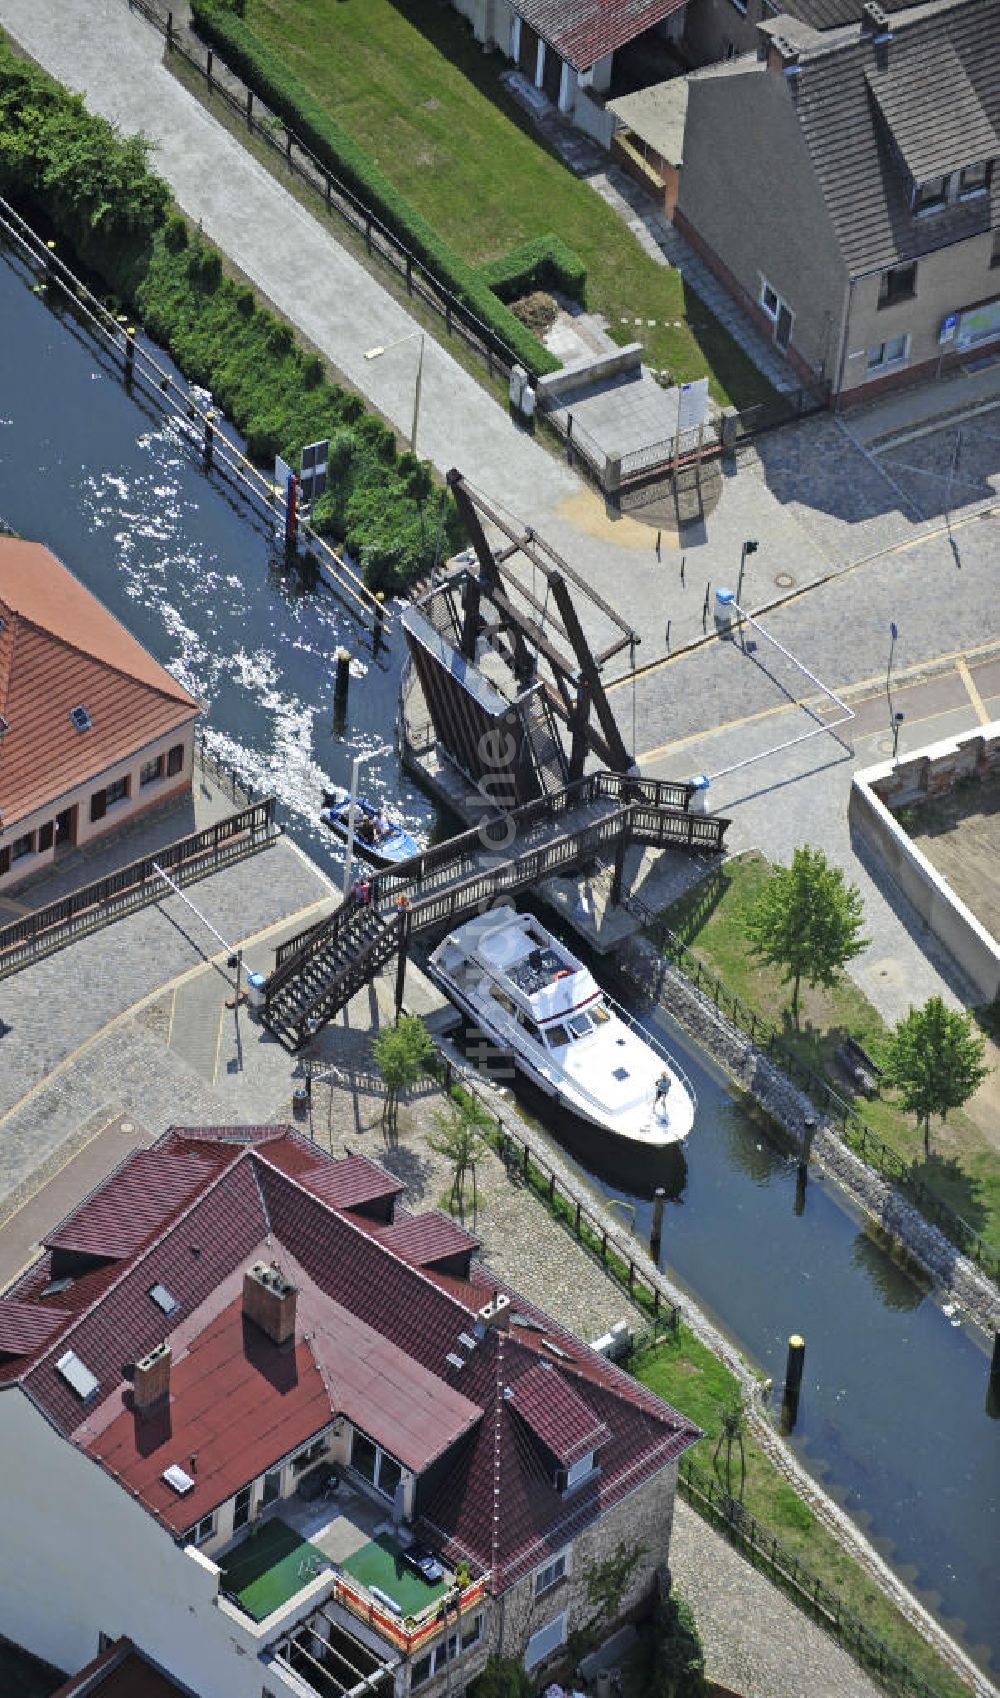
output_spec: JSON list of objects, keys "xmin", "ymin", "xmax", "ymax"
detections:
[{"xmin": 329, "ymin": 1570, "xmax": 489, "ymax": 1656}]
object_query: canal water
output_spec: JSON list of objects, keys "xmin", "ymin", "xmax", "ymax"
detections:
[{"xmin": 1, "ymin": 246, "xmax": 997, "ymax": 1678}]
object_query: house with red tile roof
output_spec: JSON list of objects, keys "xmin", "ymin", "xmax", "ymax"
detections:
[
  {"xmin": 449, "ymin": 0, "xmax": 688, "ymax": 142},
  {"xmin": 0, "ymin": 538, "xmax": 201, "ymax": 892},
  {"xmin": 0, "ymin": 1126, "xmax": 699, "ymax": 1698}
]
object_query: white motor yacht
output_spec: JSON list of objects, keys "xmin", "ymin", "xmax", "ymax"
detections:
[{"xmin": 428, "ymin": 909, "xmax": 695, "ymax": 1146}]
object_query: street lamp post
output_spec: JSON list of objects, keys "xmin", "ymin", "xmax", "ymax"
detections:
[
  {"xmin": 364, "ymin": 330, "xmax": 426, "ymax": 455},
  {"xmin": 341, "ymin": 743, "xmax": 391, "ymax": 899},
  {"xmin": 886, "ymin": 620, "xmax": 899, "ymax": 738},
  {"xmin": 892, "ymin": 710, "xmax": 905, "ymax": 763},
  {"xmin": 737, "ymin": 537, "xmax": 758, "ymax": 605}
]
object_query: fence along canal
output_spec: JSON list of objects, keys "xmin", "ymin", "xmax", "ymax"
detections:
[{"xmin": 0, "ymin": 194, "xmax": 386, "ymax": 635}]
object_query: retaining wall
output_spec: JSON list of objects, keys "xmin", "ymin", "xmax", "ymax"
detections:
[
  {"xmin": 850, "ymin": 725, "xmax": 1000, "ymax": 1003},
  {"xmin": 535, "ymin": 341, "xmax": 643, "ymax": 405}
]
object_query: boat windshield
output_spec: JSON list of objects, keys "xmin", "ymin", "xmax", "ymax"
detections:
[
  {"xmin": 545, "ymin": 1024, "xmax": 571, "ymax": 1048},
  {"xmin": 591, "ymin": 1001, "xmax": 610, "ymax": 1024},
  {"xmin": 568, "ymin": 1013, "xmax": 592, "ymax": 1038}
]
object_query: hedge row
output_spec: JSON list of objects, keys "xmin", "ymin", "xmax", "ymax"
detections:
[
  {"xmin": 189, "ymin": 0, "xmax": 560, "ymax": 378},
  {"xmin": 0, "ymin": 36, "xmax": 462, "ymax": 591},
  {"xmin": 479, "ymin": 234, "xmax": 586, "ymax": 305}
]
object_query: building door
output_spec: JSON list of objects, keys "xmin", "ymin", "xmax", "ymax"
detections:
[
  {"xmin": 542, "ymin": 45, "xmax": 562, "ymax": 106},
  {"xmin": 519, "ymin": 21, "xmax": 539, "ymax": 78},
  {"xmin": 233, "ymin": 1485, "xmax": 252, "ymax": 1530},
  {"xmin": 775, "ymin": 303, "xmax": 793, "ymax": 352},
  {"xmin": 55, "ymin": 805, "xmax": 77, "ymax": 849}
]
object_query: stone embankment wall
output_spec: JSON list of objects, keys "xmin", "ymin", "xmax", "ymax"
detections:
[
  {"xmin": 444, "ymin": 985, "xmax": 999, "ymax": 1698},
  {"xmin": 850, "ymin": 723, "xmax": 1000, "ymax": 1003},
  {"xmin": 618, "ymin": 935, "xmax": 1000, "ymax": 1335}
]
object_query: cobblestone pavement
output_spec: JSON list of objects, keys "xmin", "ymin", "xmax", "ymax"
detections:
[
  {"xmin": 670, "ymin": 1500, "xmax": 885, "ymax": 1698},
  {"xmin": 0, "ymin": 834, "xmax": 329, "ymax": 1137}
]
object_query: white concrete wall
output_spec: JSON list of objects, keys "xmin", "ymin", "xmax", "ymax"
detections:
[
  {"xmin": 0, "ymin": 718, "xmax": 197, "ymax": 893},
  {"xmin": 850, "ymin": 727, "xmax": 1000, "ymax": 1003},
  {"xmin": 0, "ymin": 1389, "xmax": 307, "ymax": 1698}
]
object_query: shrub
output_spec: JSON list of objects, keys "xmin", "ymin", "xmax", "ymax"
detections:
[
  {"xmin": 187, "ymin": 245, "xmax": 222, "ymax": 289},
  {"xmin": 188, "ymin": 0, "xmax": 559, "ymax": 376},
  {"xmin": 300, "ymin": 351, "xmax": 323, "ymax": 389},
  {"xmin": 266, "ymin": 317, "xmax": 293, "ymax": 356},
  {"xmin": 235, "ymin": 282, "xmax": 255, "ymax": 318},
  {"xmin": 164, "ymin": 210, "xmax": 188, "ymax": 252},
  {"xmin": 480, "ymin": 233, "xmax": 587, "ymax": 304}
]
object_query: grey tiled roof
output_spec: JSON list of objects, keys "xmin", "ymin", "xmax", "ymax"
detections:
[
  {"xmin": 790, "ymin": 0, "xmax": 1000, "ymax": 272},
  {"xmin": 780, "ymin": 0, "xmax": 910, "ymax": 25},
  {"xmin": 866, "ymin": 30, "xmax": 999, "ymax": 180}
]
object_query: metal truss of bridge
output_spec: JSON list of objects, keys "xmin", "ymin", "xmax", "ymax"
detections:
[
  {"xmin": 262, "ymin": 773, "xmax": 730, "ymax": 1053},
  {"xmin": 402, "ymin": 472, "xmax": 643, "ymax": 815}
]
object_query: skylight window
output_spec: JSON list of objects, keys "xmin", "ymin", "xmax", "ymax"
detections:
[
  {"xmin": 162, "ymin": 1464, "xmax": 195, "ymax": 1495},
  {"xmin": 70, "ymin": 705, "xmax": 92, "ymax": 733},
  {"xmin": 149, "ymin": 1282, "xmax": 179, "ymax": 1316},
  {"xmin": 445, "ymin": 1352, "xmax": 466, "ymax": 1370},
  {"xmin": 41, "ymin": 1276, "xmax": 74, "ymax": 1298},
  {"xmin": 56, "ymin": 1349, "xmax": 99, "ymax": 1402}
]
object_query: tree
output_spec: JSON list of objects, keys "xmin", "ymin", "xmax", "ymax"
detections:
[
  {"xmin": 645, "ymin": 1594, "xmax": 706, "ymax": 1698},
  {"xmin": 747, "ymin": 846, "xmax": 868, "ymax": 1024},
  {"xmin": 713, "ymin": 1395, "xmax": 747, "ymax": 1502},
  {"xmin": 427, "ymin": 1095, "xmax": 490, "ymax": 1218},
  {"xmin": 879, "ymin": 996, "xmax": 988, "ymax": 1156},
  {"xmin": 468, "ymin": 1657, "xmax": 532, "ymax": 1698},
  {"xmin": 371, "ymin": 1014, "xmax": 433, "ymax": 1140}
]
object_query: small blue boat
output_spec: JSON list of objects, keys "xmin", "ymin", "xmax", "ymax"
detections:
[{"xmin": 320, "ymin": 790, "xmax": 420, "ymax": 869}]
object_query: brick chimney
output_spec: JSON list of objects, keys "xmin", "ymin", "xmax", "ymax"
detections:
[
  {"xmin": 861, "ymin": 1, "xmax": 889, "ymax": 35},
  {"xmin": 478, "ymin": 1291, "xmax": 510, "ymax": 1332},
  {"xmin": 133, "ymin": 1342, "xmax": 171, "ymax": 1413},
  {"xmin": 243, "ymin": 1260, "xmax": 297, "ymax": 1346},
  {"xmin": 764, "ymin": 32, "xmax": 800, "ymax": 77}
]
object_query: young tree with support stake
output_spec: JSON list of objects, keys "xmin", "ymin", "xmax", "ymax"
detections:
[
  {"xmin": 372, "ymin": 1014, "xmax": 434, "ymax": 1140},
  {"xmin": 879, "ymin": 996, "xmax": 988, "ymax": 1156},
  {"xmin": 747, "ymin": 845, "xmax": 868, "ymax": 1025}
]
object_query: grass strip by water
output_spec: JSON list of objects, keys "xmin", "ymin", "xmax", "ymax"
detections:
[
  {"xmin": 633, "ymin": 1335, "xmax": 970, "ymax": 1698},
  {"xmin": 237, "ymin": 0, "xmax": 775, "ymax": 410},
  {"xmin": 433, "ymin": 1071, "xmax": 972, "ymax": 1698},
  {"xmin": 655, "ymin": 852, "xmax": 1000, "ymax": 1265}
]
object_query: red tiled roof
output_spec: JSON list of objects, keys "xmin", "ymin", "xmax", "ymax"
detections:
[
  {"xmin": 88, "ymin": 1293, "xmax": 330, "ymax": 1533},
  {"xmin": 511, "ymin": 0, "xmax": 686, "ymax": 72},
  {"xmin": 0, "ymin": 1298, "xmax": 72, "ymax": 1356},
  {"xmin": 506, "ymin": 1360, "xmax": 610, "ymax": 1465},
  {"xmin": 51, "ymin": 1639, "xmax": 198, "ymax": 1698},
  {"xmin": 46, "ymin": 1149, "xmax": 221, "ymax": 1262},
  {"xmin": 0, "ymin": 539, "xmax": 200, "ymax": 829},
  {"xmin": 0, "ymin": 1128, "xmax": 700, "ymax": 1592},
  {"xmin": 291, "ymin": 1151, "xmax": 406, "ymax": 1214},
  {"xmin": 378, "ymin": 1211, "xmax": 480, "ymax": 1269}
]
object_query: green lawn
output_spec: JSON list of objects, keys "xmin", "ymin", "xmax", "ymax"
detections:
[
  {"xmin": 632, "ymin": 1334, "xmax": 970, "ymax": 1698},
  {"xmin": 219, "ymin": 1519, "xmax": 331, "ymax": 1620},
  {"xmin": 245, "ymin": 0, "xmax": 774, "ymax": 409},
  {"xmin": 658, "ymin": 852, "xmax": 1000, "ymax": 1261},
  {"xmin": 342, "ymin": 1533, "xmax": 449, "ymax": 1618}
]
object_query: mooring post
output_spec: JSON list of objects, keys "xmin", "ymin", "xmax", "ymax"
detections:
[
  {"xmin": 44, "ymin": 239, "xmax": 57, "ymax": 289},
  {"xmin": 987, "ymin": 1330, "xmax": 1000, "ymax": 1420},
  {"xmin": 649, "ymin": 1186, "xmax": 666, "ymax": 1262},
  {"xmin": 781, "ymin": 1334, "xmax": 806, "ymax": 1433},
  {"xmin": 795, "ymin": 1113, "xmax": 816, "ymax": 1215},
  {"xmin": 202, "ymin": 409, "xmax": 215, "ymax": 471},
  {"xmin": 124, "ymin": 325, "xmax": 136, "ymax": 388},
  {"xmin": 334, "ymin": 648, "xmax": 351, "ymax": 724},
  {"xmin": 373, "ymin": 591, "xmax": 385, "ymax": 653}
]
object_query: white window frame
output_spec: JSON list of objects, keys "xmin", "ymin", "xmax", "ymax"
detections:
[
  {"xmin": 192, "ymin": 1511, "xmax": 215, "ymax": 1546},
  {"xmin": 535, "ymin": 1548, "xmax": 570, "ymax": 1596},
  {"xmin": 557, "ymin": 1450, "xmax": 597, "ymax": 1494},
  {"xmin": 959, "ymin": 162, "xmax": 989, "ymax": 200},
  {"xmin": 760, "ymin": 280, "xmax": 779, "ymax": 320},
  {"xmin": 525, "ymin": 1611, "xmax": 567, "ymax": 1671},
  {"xmin": 350, "ymin": 1429, "xmax": 403, "ymax": 1501},
  {"xmin": 866, "ymin": 334, "xmax": 909, "ymax": 371},
  {"xmin": 412, "ymin": 1616, "xmax": 483, "ymax": 1688}
]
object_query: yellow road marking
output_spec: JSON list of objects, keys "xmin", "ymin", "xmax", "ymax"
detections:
[
  {"xmin": 609, "ymin": 503, "xmax": 1000, "ymax": 696},
  {"xmin": 636, "ymin": 646, "xmax": 995, "ymax": 766},
  {"xmin": 0, "ymin": 895, "xmax": 331, "ymax": 1135},
  {"xmin": 957, "ymin": 656, "xmax": 991, "ymax": 725}
]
